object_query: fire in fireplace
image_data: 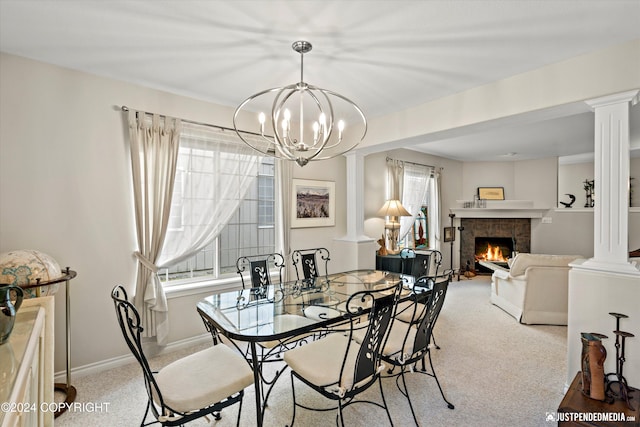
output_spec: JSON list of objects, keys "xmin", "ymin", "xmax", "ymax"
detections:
[{"xmin": 474, "ymin": 237, "xmax": 515, "ymax": 270}]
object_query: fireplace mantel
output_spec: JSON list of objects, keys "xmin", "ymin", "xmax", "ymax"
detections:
[{"xmin": 451, "ymin": 200, "xmax": 550, "ymax": 218}]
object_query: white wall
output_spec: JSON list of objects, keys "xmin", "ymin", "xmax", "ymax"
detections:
[
  {"xmin": 555, "ymin": 157, "xmax": 640, "ymax": 254},
  {"xmin": 0, "ymin": 52, "xmax": 349, "ymax": 372},
  {"xmin": 462, "ymin": 158, "xmax": 557, "ymax": 207},
  {"xmin": 567, "ymin": 268, "xmax": 640, "ymax": 388}
]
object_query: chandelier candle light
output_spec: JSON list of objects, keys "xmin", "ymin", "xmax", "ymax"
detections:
[
  {"xmin": 378, "ymin": 199, "xmax": 411, "ymax": 255},
  {"xmin": 233, "ymin": 41, "xmax": 367, "ymax": 166}
]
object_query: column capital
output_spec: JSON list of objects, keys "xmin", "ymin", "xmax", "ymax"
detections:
[{"xmin": 585, "ymin": 89, "xmax": 639, "ymax": 109}]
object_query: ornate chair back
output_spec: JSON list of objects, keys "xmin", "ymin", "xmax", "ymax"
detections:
[
  {"xmin": 291, "ymin": 248, "xmax": 330, "ymax": 281},
  {"xmin": 236, "ymin": 253, "xmax": 285, "ymax": 290},
  {"xmin": 378, "ymin": 272, "xmax": 455, "ymax": 419},
  {"xmin": 111, "ymin": 285, "xmax": 165, "ymax": 421},
  {"xmin": 345, "ymin": 285, "xmax": 400, "ymax": 394},
  {"xmin": 399, "ymin": 248, "xmax": 415, "ymax": 275},
  {"xmin": 411, "ymin": 273, "xmax": 449, "ymax": 358}
]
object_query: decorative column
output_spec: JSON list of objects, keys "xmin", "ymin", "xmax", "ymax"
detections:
[
  {"xmin": 580, "ymin": 90, "xmax": 639, "ymax": 274},
  {"xmin": 334, "ymin": 151, "xmax": 375, "ymax": 271},
  {"xmin": 342, "ymin": 151, "xmax": 371, "ymax": 241}
]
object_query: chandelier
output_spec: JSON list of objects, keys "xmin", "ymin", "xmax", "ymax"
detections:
[{"xmin": 233, "ymin": 41, "xmax": 367, "ymax": 167}]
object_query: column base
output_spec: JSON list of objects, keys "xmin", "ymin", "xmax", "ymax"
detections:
[{"xmin": 571, "ymin": 258, "xmax": 640, "ymax": 276}]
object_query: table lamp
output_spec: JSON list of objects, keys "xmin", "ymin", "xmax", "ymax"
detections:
[{"xmin": 377, "ymin": 199, "xmax": 411, "ymax": 254}]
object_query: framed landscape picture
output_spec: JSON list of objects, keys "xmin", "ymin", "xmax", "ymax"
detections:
[
  {"xmin": 478, "ymin": 187, "xmax": 505, "ymax": 200},
  {"xmin": 291, "ymin": 179, "xmax": 335, "ymax": 228}
]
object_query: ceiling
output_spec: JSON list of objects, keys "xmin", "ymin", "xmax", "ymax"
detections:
[{"xmin": 1, "ymin": 0, "xmax": 639, "ymax": 162}]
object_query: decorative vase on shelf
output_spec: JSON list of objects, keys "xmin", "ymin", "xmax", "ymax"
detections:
[
  {"xmin": 580, "ymin": 332, "xmax": 607, "ymax": 401},
  {"xmin": 0, "ymin": 284, "xmax": 23, "ymax": 345}
]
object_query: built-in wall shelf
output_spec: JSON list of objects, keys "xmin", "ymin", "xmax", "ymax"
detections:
[
  {"xmin": 451, "ymin": 200, "xmax": 550, "ymax": 218},
  {"xmin": 554, "ymin": 207, "xmax": 640, "ymax": 213}
]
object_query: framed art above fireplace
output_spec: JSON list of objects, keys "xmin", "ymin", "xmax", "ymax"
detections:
[{"xmin": 478, "ymin": 187, "xmax": 505, "ymax": 200}]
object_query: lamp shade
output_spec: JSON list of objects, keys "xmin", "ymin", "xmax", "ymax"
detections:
[{"xmin": 377, "ymin": 199, "xmax": 411, "ymax": 217}]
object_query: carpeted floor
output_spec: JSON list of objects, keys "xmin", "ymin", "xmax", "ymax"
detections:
[{"xmin": 55, "ymin": 276, "xmax": 567, "ymax": 426}]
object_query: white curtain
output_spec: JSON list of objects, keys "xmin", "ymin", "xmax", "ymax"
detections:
[
  {"xmin": 429, "ymin": 169, "xmax": 441, "ymax": 250},
  {"xmin": 128, "ymin": 110, "xmax": 181, "ymax": 346},
  {"xmin": 276, "ymin": 160, "xmax": 293, "ymax": 281},
  {"xmin": 386, "ymin": 159, "xmax": 404, "ymax": 200},
  {"xmin": 157, "ymin": 124, "xmax": 265, "ymax": 268},
  {"xmin": 399, "ymin": 163, "xmax": 434, "ymax": 242}
]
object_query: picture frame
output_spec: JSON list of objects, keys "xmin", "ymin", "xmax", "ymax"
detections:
[
  {"xmin": 478, "ymin": 187, "xmax": 505, "ymax": 200},
  {"xmin": 291, "ymin": 179, "xmax": 335, "ymax": 228},
  {"xmin": 443, "ymin": 226, "xmax": 455, "ymax": 242}
]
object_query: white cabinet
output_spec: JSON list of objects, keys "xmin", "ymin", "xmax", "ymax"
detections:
[{"xmin": 0, "ymin": 297, "xmax": 54, "ymax": 427}]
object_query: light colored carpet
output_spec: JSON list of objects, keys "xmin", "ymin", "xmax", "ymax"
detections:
[{"xmin": 55, "ymin": 276, "xmax": 567, "ymax": 426}]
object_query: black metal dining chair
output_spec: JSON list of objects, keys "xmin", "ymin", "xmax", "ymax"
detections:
[
  {"xmin": 395, "ymin": 249, "xmax": 445, "ymax": 337},
  {"xmin": 236, "ymin": 252, "xmax": 286, "ymax": 289},
  {"xmin": 377, "ymin": 273, "xmax": 455, "ymax": 425},
  {"xmin": 291, "ymin": 247, "xmax": 331, "ymax": 282},
  {"xmin": 111, "ymin": 285, "xmax": 253, "ymax": 427},
  {"xmin": 400, "ymin": 248, "xmax": 443, "ymax": 281},
  {"xmin": 209, "ymin": 252, "xmax": 315, "ymax": 409},
  {"xmin": 283, "ymin": 282, "xmax": 401, "ymax": 427}
]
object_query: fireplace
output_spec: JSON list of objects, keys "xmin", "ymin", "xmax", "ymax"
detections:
[
  {"xmin": 460, "ymin": 218, "xmax": 531, "ymax": 274},
  {"xmin": 474, "ymin": 237, "xmax": 514, "ymax": 270}
]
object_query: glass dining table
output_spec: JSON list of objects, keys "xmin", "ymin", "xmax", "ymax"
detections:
[{"xmin": 196, "ymin": 269, "xmax": 430, "ymax": 427}]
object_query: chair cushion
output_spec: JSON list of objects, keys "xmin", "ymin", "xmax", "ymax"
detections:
[
  {"xmin": 156, "ymin": 344, "xmax": 253, "ymax": 413},
  {"xmin": 283, "ymin": 332, "xmax": 375, "ymax": 394},
  {"xmin": 393, "ymin": 300, "xmax": 424, "ymax": 323},
  {"xmin": 352, "ymin": 320, "xmax": 417, "ymax": 361},
  {"xmin": 303, "ymin": 305, "xmax": 342, "ymax": 321},
  {"xmin": 381, "ymin": 321, "xmax": 418, "ymax": 360}
]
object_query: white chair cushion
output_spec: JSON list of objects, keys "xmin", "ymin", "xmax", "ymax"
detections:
[
  {"xmin": 303, "ymin": 305, "xmax": 343, "ymax": 321},
  {"xmin": 393, "ymin": 300, "xmax": 424, "ymax": 323},
  {"xmin": 156, "ymin": 344, "xmax": 253, "ymax": 413},
  {"xmin": 352, "ymin": 320, "xmax": 417, "ymax": 360},
  {"xmin": 283, "ymin": 332, "xmax": 373, "ymax": 394},
  {"xmin": 381, "ymin": 321, "xmax": 418, "ymax": 359}
]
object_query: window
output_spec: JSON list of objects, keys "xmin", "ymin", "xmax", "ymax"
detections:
[{"xmin": 158, "ymin": 129, "xmax": 277, "ymax": 284}]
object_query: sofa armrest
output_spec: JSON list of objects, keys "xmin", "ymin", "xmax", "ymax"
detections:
[{"xmin": 492, "ymin": 269, "xmax": 511, "ymax": 280}]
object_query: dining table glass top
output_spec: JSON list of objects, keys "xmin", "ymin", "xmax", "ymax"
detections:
[{"xmin": 196, "ymin": 269, "xmax": 428, "ymax": 343}]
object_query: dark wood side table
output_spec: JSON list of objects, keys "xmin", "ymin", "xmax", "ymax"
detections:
[{"xmin": 557, "ymin": 372, "xmax": 639, "ymax": 426}]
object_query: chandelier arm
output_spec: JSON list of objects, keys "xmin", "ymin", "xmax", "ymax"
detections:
[
  {"xmin": 234, "ymin": 86, "xmax": 285, "ymax": 148},
  {"xmin": 301, "ymin": 87, "xmax": 334, "ymax": 152},
  {"xmin": 234, "ymin": 87, "xmax": 296, "ymax": 160},
  {"xmin": 272, "ymin": 86, "xmax": 301, "ymax": 150},
  {"xmin": 312, "ymin": 89, "xmax": 367, "ymax": 151}
]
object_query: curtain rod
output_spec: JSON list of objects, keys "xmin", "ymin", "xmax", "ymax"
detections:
[
  {"xmin": 120, "ymin": 105, "xmax": 264, "ymax": 137},
  {"xmin": 386, "ymin": 156, "xmax": 435, "ymax": 169}
]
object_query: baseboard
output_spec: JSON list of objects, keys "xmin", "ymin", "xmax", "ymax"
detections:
[{"xmin": 54, "ymin": 333, "xmax": 211, "ymax": 383}]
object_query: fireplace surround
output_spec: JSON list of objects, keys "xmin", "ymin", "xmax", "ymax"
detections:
[{"xmin": 460, "ymin": 218, "xmax": 531, "ymax": 273}]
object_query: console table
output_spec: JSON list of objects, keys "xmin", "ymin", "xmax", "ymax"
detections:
[
  {"xmin": 0, "ymin": 297, "xmax": 54, "ymax": 427},
  {"xmin": 375, "ymin": 253, "xmax": 412, "ymax": 274},
  {"xmin": 557, "ymin": 372, "xmax": 639, "ymax": 426}
]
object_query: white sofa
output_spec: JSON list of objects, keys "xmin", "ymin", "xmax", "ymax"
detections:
[{"xmin": 490, "ymin": 253, "xmax": 583, "ymax": 325}]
